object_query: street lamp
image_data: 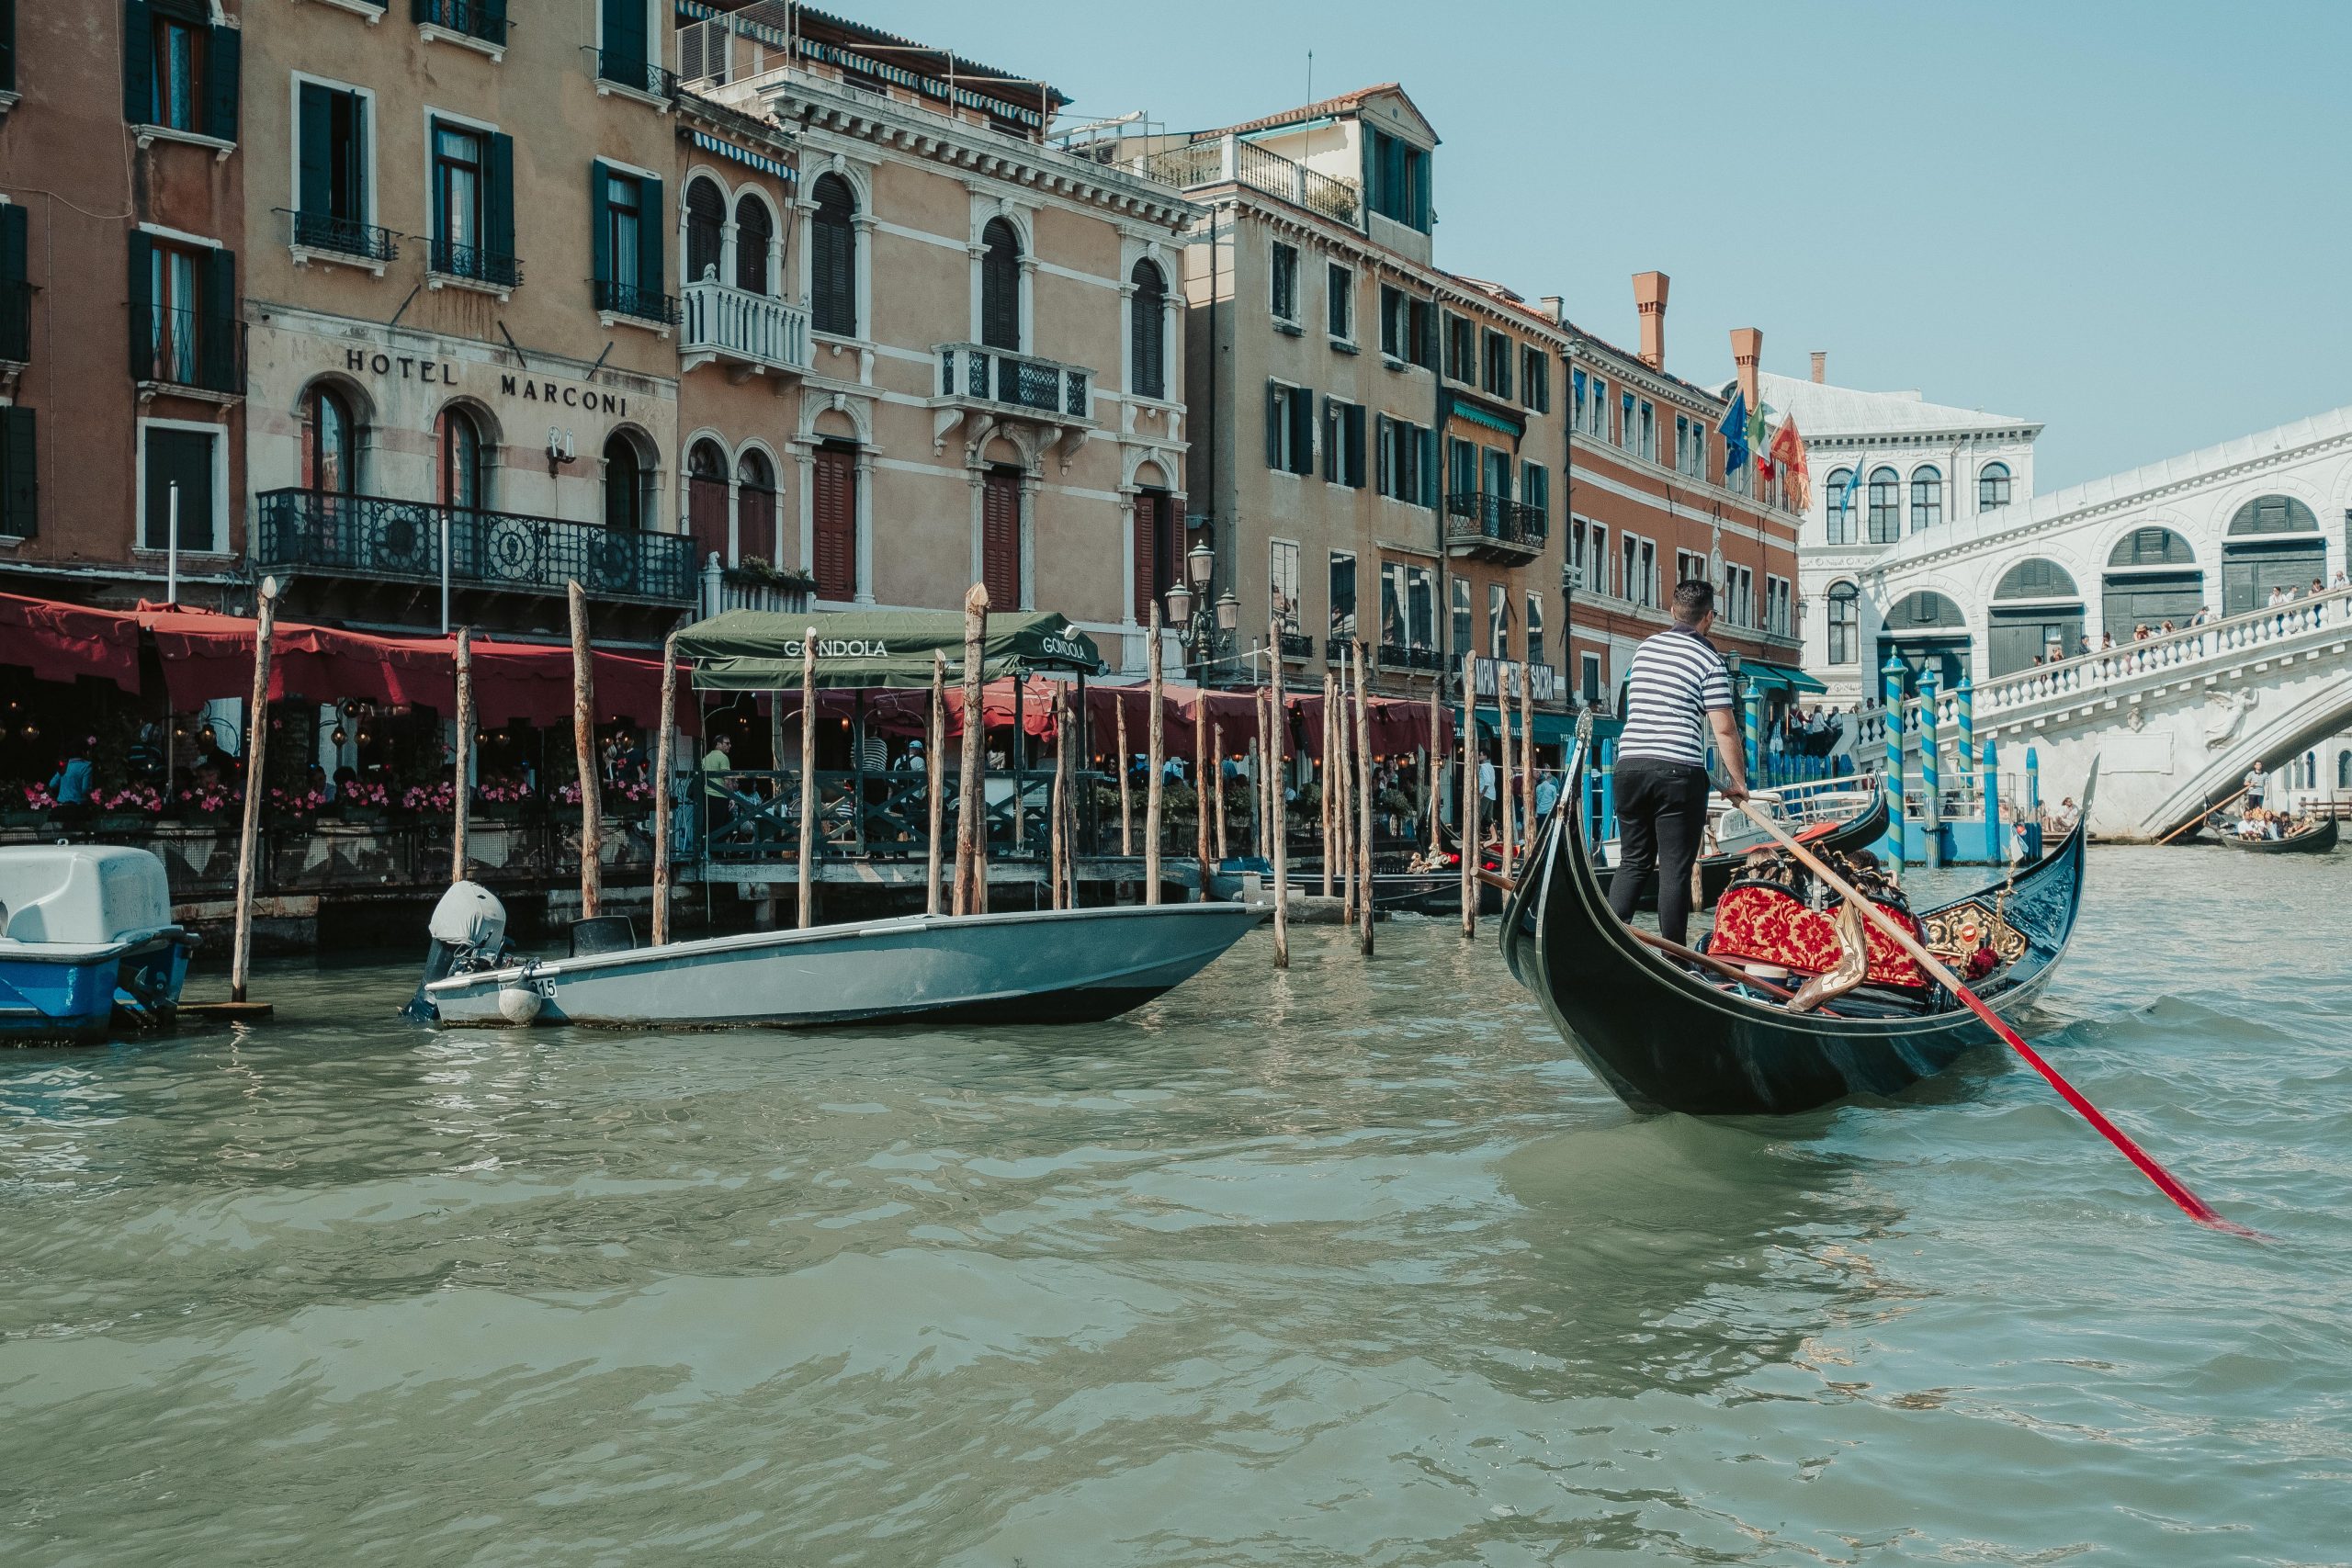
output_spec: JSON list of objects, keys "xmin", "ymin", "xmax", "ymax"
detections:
[{"xmin": 1164, "ymin": 541, "xmax": 1237, "ymax": 683}]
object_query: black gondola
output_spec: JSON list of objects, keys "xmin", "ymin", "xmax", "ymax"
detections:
[
  {"xmin": 1500, "ymin": 738, "xmax": 2094, "ymax": 1116},
  {"xmin": 2212, "ymin": 816, "xmax": 2337, "ymax": 854},
  {"xmin": 1590, "ymin": 789, "xmax": 1890, "ymax": 912}
]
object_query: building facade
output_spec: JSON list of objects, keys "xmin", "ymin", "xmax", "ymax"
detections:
[
  {"xmin": 0, "ymin": 0, "xmax": 249, "ymax": 607},
  {"xmin": 1759, "ymin": 362, "xmax": 2041, "ymax": 700},
  {"xmin": 677, "ymin": 2, "xmax": 1195, "ymax": 664}
]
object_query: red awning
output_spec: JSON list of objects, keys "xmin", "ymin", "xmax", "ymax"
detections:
[{"xmin": 0, "ymin": 592, "xmax": 142, "ymax": 691}]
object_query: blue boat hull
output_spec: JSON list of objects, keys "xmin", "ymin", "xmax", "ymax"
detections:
[{"xmin": 0, "ymin": 935, "xmax": 193, "ymax": 1043}]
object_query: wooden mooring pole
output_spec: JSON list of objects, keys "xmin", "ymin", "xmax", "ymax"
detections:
[
  {"xmin": 1270, "ymin": 621, "xmax": 1289, "ymax": 968},
  {"xmin": 956, "ymin": 584, "xmax": 988, "ymax": 916},
  {"xmin": 1192, "ymin": 671, "xmax": 1210, "ymax": 900},
  {"xmin": 1321, "ymin": 671, "xmax": 1336, "ymax": 897},
  {"xmin": 451, "ymin": 625, "xmax": 473, "ymax": 884},
  {"xmin": 569, "ymin": 581, "xmax": 602, "ymax": 921},
  {"xmin": 229, "ymin": 577, "xmax": 277, "ymax": 1003},
  {"xmin": 1520, "ymin": 656, "xmax": 1537, "ymax": 845},
  {"xmin": 650, "ymin": 629, "xmax": 677, "ymax": 944},
  {"xmin": 796, "ymin": 626, "xmax": 818, "ymax": 929},
  {"xmin": 1352, "ymin": 640, "xmax": 1374, "ymax": 956},
  {"xmin": 1212, "ymin": 719, "xmax": 1228, "ymax": 863},
  {"xmin": 1145, "ymin": 603, "xmax": 1164, "ymax": 905},
  {"xmin": 1459, "ymin": 652, "xmax": 1478, "ymax": 939},
  {"xmin": 926, "ymin": 649, "xmax": 946, "ymax": 915},
  {"xmin": 1115, "ymin": 694, "xmax": 1133, "ymax": 856}
]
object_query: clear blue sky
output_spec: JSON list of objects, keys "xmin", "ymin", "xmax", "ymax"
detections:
[{"xmin": 854, "ymin": 0, "xmax": 2351, "ymax": 491}]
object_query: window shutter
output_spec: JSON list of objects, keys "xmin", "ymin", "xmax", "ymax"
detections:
[
  {"xmin": 636, "ymin": 174, "xmax": 663, "ymax": 298},
  {"xmin": 1419, "ymin": 428, "xmax": 1438, "ymax": 507},
  {"xmin": 1290, "ymin": 390, "xmax": 1313, "ymax": 476},
  {"xmin": 811, "ymin": 444, "xmax": 856, "ymax": 600},
  {"xmin": 1132, "ymin": 491, "xmax": 1159, "ymax": 625},
  {"xmin": 204, "ymin": 19, "xmax": 240, "ymax": 142},
  {"xmin": 1319, "ymin": 399, "xmax": 1337, "ymax": 483},
  {"xmin": 1344, "ymin": 404, "xmax": 1366, "ymax": 489},
  {"xmin": 1263, "ymin": 381, "xmax": 1281, "ymax": 470},
  {"xmin": 602, "ymin": 0, "xmax": 646, "ymax": 64},
  {"xmin": 0, "ymin": 0, "xmax": 16, "ymax": 95},
  {"xmin": 979, "ymin": 220, "xmax": 1019, "ymax": 351},
  {"xmin": 1374, "ymin": 415, "xmax": 1391, "ymax": 495},
  {"xmin": 198, "ymin": 246, "xmax": 235, "ymax": 391},
  {"xmin": 123, "ymin": 0, "xmax": 154, "ymax": 124},
  {"xmin": 1, "ymin": 409, "xmax": 34, "ymax": 539},
  {"xmin": 345, "ymin": 93, "xmax": 368, "ymax": 222},
  {"xmin": 981, "ymin": 469, "xmax": 1021, "ymax": 610},
  {"xmin": 810, "ymin": 178, "xmax": 856, "ymax": 336},
  {"xmin": 590, "ymin": 163, "xmax": 612, "ymax": 284},
  {"xmin": 484, "ymin": 132, "xmax": 515, "ymax": 267},
  {"xmin": 0, "ymin": 203, "xmax": 24, "ymax": 288},
  {"xmin": 298, "ymin": 83, "xmax": 332, "ymax": 218},
  {"xmin": 481, "ymin": 0, "xmax": 508, "ymax": 34},
  {"xmin": 126, "ymin": 231, "xmax": 153, "ymax": 378}
]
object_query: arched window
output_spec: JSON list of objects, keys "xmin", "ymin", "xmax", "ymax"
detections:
[
  {"xmin": 2300, "ymin": 751, "xmax": 2317, "ymax": 791},
  {"xmin": 810, "ymin": 174, "xmax": 858, "ymax": 337},
  {"xmin": 979, "ymin": 216, "xmax": 1022, "ymax": 351},
  {"xmin": 603, "ymin": 431, "xmax": 648, "ymax": 532},
  {"xmin": 2109, "ymin": 526, "xmax": 2196, "ymax": 568},
  {"xmin": 1866, "ymin": 466, "xmax": 1900, "ymax": 543},
  {"xmin": 1825, "ymin": 468, "xmax": 1858, "ymax": 545},
  {"xmin": 2228, "ymin": 495, "xmax": 2319, "ymax": 536},
  {"xmin": 737, "ymin": 447, "xmax": 777, "ymax": 563},
  {"xmin": 1887, "ymin": 590, "xmax": 1965, "ymax": 629},
  {"xmin": 1990, "ymin": 558, "xmax": 2084, "ymax": 674},
  {"xmin": 1909, "ymin": 466, "xmax": 1942, "ymax": 533},
  {"xmin": 1826, "ymin": 581, "xmax": 1860, "ymax": 664},
  {"xmin": 2339, "ymin": 751, "xmax": 2351, "ymax": 791},
  {"xmin": 1978, "ymin": 460, "xmax": 2012, "ymax": 510},
  {"xmin": 301, "ymin": 383, "xmax": 358, "ymax": 495},
  {"xmin": 1994, "ymin": 558, "xmax": 2079, "ymax": 600},
  {"xmin": 686, "ymin": 438, "xmax": 729, "ymax": 565},
  {"xmin": 684, "ymin": 176, "xmax": 726, "ymax": 285},
  {"xmin": 436, "ymin": 405, "xmax": 484, "ymax": 512},
  {"xmin": 734, "ymin": 193, "xmax": 773, "ymax": 295},
  {"xmin": 1129, "ymin": 257, "xmax": 1167, "ymax": 400}
]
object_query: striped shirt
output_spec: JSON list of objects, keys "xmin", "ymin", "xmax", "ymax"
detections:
[{"xmin": 1617, "ymin": 624, "xmax": 1733, "ymax": 767}]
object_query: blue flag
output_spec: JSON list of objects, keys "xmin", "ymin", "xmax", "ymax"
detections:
[{"xmin": 1719, "ymin": 390, "xmax": 1749, "ymax": 476}]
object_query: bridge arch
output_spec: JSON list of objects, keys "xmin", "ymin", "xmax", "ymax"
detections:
[
  {"xmin": 1876, "ymin": 589, "xmax": 1968, "ymax": 697},
  {"xmin": 1988, "ymin": 558, "xmax": 2084, "ymax": 674},
  {"xmin": 2222, "ymin": 494, "xmax": 2324, "ymax": 613},
  {"xmin": 2102, "ymin": 525, "xmax": 2201, "ymax": 641}
]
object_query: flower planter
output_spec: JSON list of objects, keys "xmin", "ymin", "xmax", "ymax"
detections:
[
  {"xmin": 341, "ymin": 806, "xmax": 388, "ymax": 826},
  {"xmin": 1, "ymin": 810, "xmax": 48, "ymax": 829},
  {"xmin": 96, "ymin": 815, "xmax": 157, "ymax": 833}
]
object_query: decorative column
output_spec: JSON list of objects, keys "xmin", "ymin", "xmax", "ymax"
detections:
[
  {"xmin": 1917, "ymin": 667, "xmax": 1943, "ymax": 868},
  {"xmin": 1953, "ymin": 677, "xmax": 1975, "ymax": 782},
  {"xmin": 1881, "ymin": 654, "xmax": 1906, "ymax": 866},
  {"xmin": 1740, "ymin": 682, "xmax": 1761, "ymax": 784},
  {"xmin": 1982, "ymin": 738, "xmax": 2000, "ymax": 837}
]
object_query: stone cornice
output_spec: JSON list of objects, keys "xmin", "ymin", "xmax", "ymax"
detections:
[{"xmin": 769, "ymin": 81, "xmax": 1200, "ymax": 232}]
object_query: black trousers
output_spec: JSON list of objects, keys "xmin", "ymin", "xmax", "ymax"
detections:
[{"xmin": 1606, "ymin": 758, "xmax": 1713, "ymax": 946}]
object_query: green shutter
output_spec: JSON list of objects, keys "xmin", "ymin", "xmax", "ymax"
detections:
[
  {"xmin": 1, "ymin": 408, "xmax": 34, "ymax": 539},
  {"xmin": 348, "ymin": 93, "xmax": 368, "ymax": 223},
  {"xmin": 126, "ymin": 230, "xmax": 153, "ymax": 378},
  {"xmin": 1264, "ymin": 380, "xmax": 1281, "ymax": 470},
  {"xmin": 590, "ymin": 162, "xmax": 611, "ymax": 285},
  {"xmin": 297, "ymin": 82, "xmax": 332, "ymax": 217},
  {"xmin": 484, "ymin": 132, "xmax": 514, "ymax": 270},
  {"xmin": 0, "ymin": 0, "xmax": 17, "ymax": 96},
  {"xmin": 636, "ymin": 174, "xmax": 663, "ymax": 298},
  {"xmin": 144, "ymin": 428, "xmax": 213, "ymax": 552},
  {"xmin": 602, "ymin": 0, "xmax": 646, "ymax": 65},
  {"xmin": 1344, "ymin": 404, "xmax": 1366, "ymax": 489},
  {"xmin": 198, "ymin": 246, "xmax": 234, "ymax": 392},
  {"xmin": 1290, "ymin": 390, "xmax": 1313, "ymax": 476},
  {"xmin": 0, "ymin": 204, "xmax": 25, "ymax": 364},
  {"xmin": 203, "ymin": 19, "xmax": 239, "ymax": 142},
  {"xmin": 1319, "ymin": 398, "xmax": 1336, "ymax": 483},
  {"xmin": 123, "ymin": 0, "xmax": 154, "ymax": 124}
]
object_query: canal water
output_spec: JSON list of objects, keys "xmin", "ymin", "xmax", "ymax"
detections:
[{"xmin": 1, "ymin": 846, "xmax": 2346, "ymax": 1565}]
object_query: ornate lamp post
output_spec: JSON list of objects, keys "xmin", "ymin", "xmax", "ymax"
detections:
[{"xmin": 1164, "ymin": 540, "xmax": 1238, "ymax": 685}]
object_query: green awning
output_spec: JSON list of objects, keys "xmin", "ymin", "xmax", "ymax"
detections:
[
  {"xmin": 676, "ymin": 608, "xmax": 1104, "ymax": 691},
  {"xmin": 1474, "ymin": 708, "xmax": 1579, "ymax": 746},
  {"xmin": 1738, "ymin": 661, "xmax": 1827, "ymax": 696},
  {"xmin": 1450, "ymin": 400, "xmax": 1524, "ymax": 438}
]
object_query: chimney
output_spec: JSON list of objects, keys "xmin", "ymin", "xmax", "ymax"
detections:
[
  {"xmin": 1730, "ymin": 327, "xmax": 1762, "ymax": 410},
  {"xmin": 1538, "ymin": 295, "xmax": 1564, "ymax": 325},
  {"xmin": 1633, "ymin": 271, "xmax": 1669, "ymax": 369},
  {"xmin": 1810, "ymin": 351, "xmax": 1826, "ymax": 384}
]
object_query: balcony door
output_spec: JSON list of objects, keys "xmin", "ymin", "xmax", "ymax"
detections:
[
  {"xmin": 1132, "ymin": 488, "xmax": 1173, "ymax": 626},
  {"xmin": 979, "ymin": 218, "xmax": 1021, "ymax": 353},
  {"xmin": 438, "ymin": 407, "xmax": 485, "ymax": 512},
  {"xmin": 603, "ymin": 432, "xmax": 647, "ymax": 532},
  {"xmin": 811, "ymin": 442, "xmax": 856, "ymax": 601},
  {"xmin": 686, "ymin": 439, "xmax": 729, "ymax": 568},
  {"xmin": 981, "ymin": 467, "xmax": 1021, "ymax": 611}
]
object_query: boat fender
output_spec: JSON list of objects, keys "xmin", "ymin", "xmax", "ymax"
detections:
[{"xmin": 495, "ymin": 983, "xmax": 544, "ymax": 1026}]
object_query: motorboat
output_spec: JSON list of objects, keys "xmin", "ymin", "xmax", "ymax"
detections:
[
  {"xmin": 409, "ymin": 881, "xmax": 1263, "ymax": 1029},
  {"xmin": 0, "ymin": 845, "xmax": 195, "ymax": 1043}
]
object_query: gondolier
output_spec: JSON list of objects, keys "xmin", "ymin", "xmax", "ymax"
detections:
[{"xmin": 1606, "ymin": 581, "xmax": 1749, "ymax": 944}]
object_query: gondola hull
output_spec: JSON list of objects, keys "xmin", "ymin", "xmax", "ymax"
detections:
[
  {"xmin": 2214, "ymin": 817, "xmax": 2336, "ymax": 854},
  {"xmin": 1502, "ymin": 746, "xmax": 2092, "ymax": 1117}
]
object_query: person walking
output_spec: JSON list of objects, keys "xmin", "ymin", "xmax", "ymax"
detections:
[{"xmin": 1606, "ymin": 580, "xmax": 1749, "ymax": 946}]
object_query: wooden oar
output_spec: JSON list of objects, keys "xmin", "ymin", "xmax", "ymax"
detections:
[
  {"xmin": 1733, "ymin": 800, "xmax": 2255, "ymax": 1236},
  {"xmin": 2158, "ymin": 783, "xmax": 2247, "ymax": 846}
]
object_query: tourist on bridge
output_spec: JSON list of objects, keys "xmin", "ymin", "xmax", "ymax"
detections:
[{"xmin": 1605, "ymin": 580, "xmax": 1749, "ymax": 947}]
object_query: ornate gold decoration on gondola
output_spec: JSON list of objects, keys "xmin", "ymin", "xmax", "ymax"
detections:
[{"xmin": 1922, "ymin": 899, "xmax": 2028, "ymax": 966}]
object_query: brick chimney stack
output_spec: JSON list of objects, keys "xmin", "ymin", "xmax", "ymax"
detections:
[
  {"xmin": 1633, "ymin": 271, "xmax": 1669, "ymax": 369},
  {"xmin": 1538, "ymin": 295, "xmax": 1564, "ymax": 325},
  {"xmin": 1730, "ymin": 327, "xmax": 1762, "ymax": 410},
  {"xmin": 1811, "ymin": 351, "xmax": 1826, "ymax": 384}
]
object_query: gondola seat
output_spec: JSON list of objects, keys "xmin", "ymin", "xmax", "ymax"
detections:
[{"xmin": 1707, "ymin": 880, "xmax": 1932, "ymax": 989}]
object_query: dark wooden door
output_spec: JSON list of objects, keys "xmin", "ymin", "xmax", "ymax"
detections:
[
  {"xmin": 982, "ymin": 468, "xmax": 1021, "ymax": 610},
  {"xmin": 812, "ymin": 445, "xmax": 856, "ymax": 601}
]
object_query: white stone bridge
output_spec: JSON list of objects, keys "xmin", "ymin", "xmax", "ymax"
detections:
[{"xmin": 1853, "ymin": 585, "xmax": 2352, "ymax": 840}]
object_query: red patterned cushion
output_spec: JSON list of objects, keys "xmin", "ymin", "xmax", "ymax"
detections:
[{"xmin": 1709, "ymin": 884, "xmax": 1930, "ymax": 988}]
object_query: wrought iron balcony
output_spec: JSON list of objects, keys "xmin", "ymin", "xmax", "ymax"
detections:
[
  {"xmin": 1443, "ymin": 490, "xmax": 1547, "ymax": 563},
  {"xmin": 428, "ymin": 237, "xmax": 523, "ymax": 292},
  {"xmin": 284, "ymin": 209, "xmax": 400, "ymax": 267},
  {"xmin": 254, "ymin": 489, "xmax": 696, "ymax": 606},
  {"xmin": 1278, "ymin": 630, "xmax": 1314, "ymax": 660},
  {"xmin": 593, "ymin": 278, "xmax": 678, "ymax": 327},
  {"xmin": 1378, "ymin": 642, "xmax": 1445, "ymax": 672},
  {"xmin": 596, "ymin": 50, "xmax": 680, "ymax": 100},
  {"xmin": 679, "ymin": 277, "xmax": 809, "ymax": 376},
  {"xmin": 131, "ymin": 305, "xmax": 243, "ymax": 397},
  {"xmin": 413, "ymin": 0, "xmax": 510, "ymax": 47},
  {"xmin": 932, "ymin": 343, "xmax": 1093, "ymax": 461}
]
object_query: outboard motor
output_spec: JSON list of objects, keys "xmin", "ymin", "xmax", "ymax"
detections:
[{"xmin": 401, "ymin": 881, "xmax": 513, "ymax": 1021}]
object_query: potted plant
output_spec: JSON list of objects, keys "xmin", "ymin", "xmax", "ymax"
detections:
[
  {"xmin": 177, "ymin": 779, "xmax": 243, "ymax": 824},
  {"xmin": 94, "ymin": 784, "xmax": 167, "ymax": 832},
  {"xmin": 4, "ymin": 781, "xmax": 53, "ymax": 829},
  {"xmin": 338, "ymin": 777, "xmax": 390, "ymax": 824},
  {"xmin": 475, "ymin": 778, "xmax": 531, "ymax": 822},
  {"xmin": 267, "ymin": 785, "xmax": 329, "ymax": 826},
  {"xmin": 401, "ymin": 780, "xmax": 458, "ymax": 819},
  {"xmin": 607, "ymin": 777, "xmax": 654, "ymax": 821}
]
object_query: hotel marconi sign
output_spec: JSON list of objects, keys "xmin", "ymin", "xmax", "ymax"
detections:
[{"xmin": 340, "ymin": 349, "xmax": 636, "ymax": 416}]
